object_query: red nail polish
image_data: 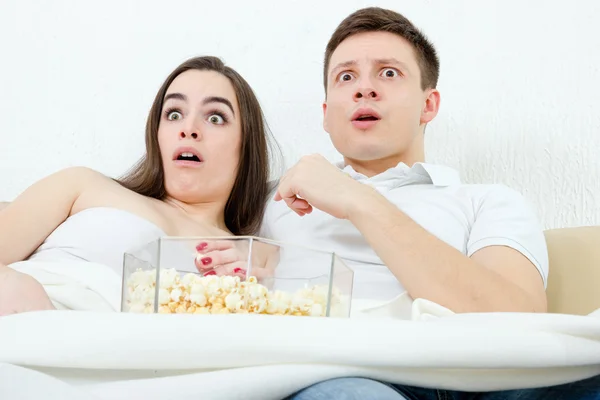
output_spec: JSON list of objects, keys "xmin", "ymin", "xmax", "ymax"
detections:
[
  {"xmin": 196, "ymin": 242, "xmax": 208, "ymax": 251},
  {"xmin": 204, "ymin": 270, "xmax": 216, "ymax": 276},
  {"xmin": 233, "ymin": 268, "xmax": 246, "ymax": 274},
  {"xmin": 201, "ymin": 257, "xmax": 212, "ymax": 266}
]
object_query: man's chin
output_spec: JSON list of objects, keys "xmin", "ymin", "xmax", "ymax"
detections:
[
  {"xmin": 342, "ymin": 150, "xmax": 400, "ymax": 163},
  {"xmin": 336, "ymin": 142, "xmax": 398, "ymax": 161}
]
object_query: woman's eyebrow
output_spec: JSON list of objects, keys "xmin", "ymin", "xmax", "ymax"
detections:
[
  {"xmin": 164, "ymin": 93, "xmax": 235, "ymax": 117},
  {"xmin": 164, "ymin": 92, "xmax": 187, "ymax": 102},
  {"xmin": 202, "ymin": 96, "xmax": 235, "ymax": 116}
]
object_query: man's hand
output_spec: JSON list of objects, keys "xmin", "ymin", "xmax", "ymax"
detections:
[
  {"xmin": 274, "ymin": 154, "xmax": 374, "ymax": 219},
  {"xmin": 0, "ymin": 265, "xmax": 55, "ymax": 316}
]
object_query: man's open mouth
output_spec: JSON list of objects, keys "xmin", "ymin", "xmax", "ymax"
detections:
[
  {"xmin": 354, "ymin": 115, "xmax": 380, "ymax": 121},
  {"xmin": 351, "ymin": 108, "xmax": 382, "ymax": 122}
]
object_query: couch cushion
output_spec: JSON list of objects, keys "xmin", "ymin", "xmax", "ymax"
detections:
[{"xmin": 545, "ymin": 226, "xmax": 600, "ymax": 315}]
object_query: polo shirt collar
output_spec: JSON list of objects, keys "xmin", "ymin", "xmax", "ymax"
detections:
[{"xmin": 337, "ymin": 161, "xmax": 461, "ymax": 187}]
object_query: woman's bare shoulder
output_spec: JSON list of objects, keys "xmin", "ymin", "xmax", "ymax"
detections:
[
  {"xmin": 66, "ymin": 167, "xmax": 146, "ymax": 212},
  {"xmin": 51, "ymin": 166, "xmax": 111, "ymax": 185}
]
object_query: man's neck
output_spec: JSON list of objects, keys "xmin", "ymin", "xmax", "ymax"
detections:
[
  {"xmin": 164, "ymin": 197, "xmax": 228, "ymax": 232},
  {"xmin": 344, "ymin": 152, "xmax": 424, "ymax": 178},
  {"xmin": 342, "ymin": 131, "xmax": 426, "ymax": 177}
]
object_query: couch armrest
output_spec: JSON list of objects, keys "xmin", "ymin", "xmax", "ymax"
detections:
[{"xmin": 545, "ymin": 226, "xmax": 600, "ymax": 315}]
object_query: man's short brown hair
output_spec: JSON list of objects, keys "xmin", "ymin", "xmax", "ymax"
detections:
[{"xmin": 323, "ymin": 7, "xmax": 439, "ymax": 92}]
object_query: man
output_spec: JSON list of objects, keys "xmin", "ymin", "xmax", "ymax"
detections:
[
  {"xmin": 264, "ymin": 6, "xmax": 547, "ymax": 313},
  {"xmin": 259, "ymin": 6, "xmax": 599, "ymax": 400}
]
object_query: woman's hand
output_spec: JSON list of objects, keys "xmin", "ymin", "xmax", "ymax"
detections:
[
  {"xmin": 194, "ymin": 240, "xmax": 249, "ymax": 278},
  {"xmin": 0, "ymin": 265, "xmax": 55, "ymax": 316},
  {"xmin": 194, "ymin": 239, "xmax": 279, "ymax": 281}
]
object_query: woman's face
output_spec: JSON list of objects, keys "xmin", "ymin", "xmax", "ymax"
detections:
[{"xmin": 158, "ymin": 69, "xmax": 242, "ymax": 206}]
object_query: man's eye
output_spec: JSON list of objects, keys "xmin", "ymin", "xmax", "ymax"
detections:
[
  {"xmin": 167, "ymin": 111, "xmax": 183, "ymax": 121},
  {"xmin": 339, "ymin": 73, "xmax": 353, "ymax": 82},
  {"xmin": 381, "ymin": 68, "xmax": 399, "ymax": 78}
]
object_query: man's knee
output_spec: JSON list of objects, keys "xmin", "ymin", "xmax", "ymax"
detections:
[{"xmin": 286, "ymin": 377, "xmax": 406, "ymax": 400}]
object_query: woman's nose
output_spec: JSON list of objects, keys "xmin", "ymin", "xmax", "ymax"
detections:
[{"xmin": 179, "ymin": 130, "xmax": 201, "ymax": 140}]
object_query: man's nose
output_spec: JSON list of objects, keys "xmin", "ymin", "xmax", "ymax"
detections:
[{"xmin": 353, "ymin": 86, "xmax": 380, "ymax": 101}]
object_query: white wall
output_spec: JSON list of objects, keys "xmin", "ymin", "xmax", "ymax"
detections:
[{"xmin": 1, "ymin": 0, "xmax": 599, "ymax": 229}]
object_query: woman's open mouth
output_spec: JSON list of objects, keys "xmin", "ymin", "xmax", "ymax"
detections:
[
  {"xmin": 176, "ymin": 152, "xmax": 201, "ymax": 162},
  {"xmin": 173, "ymin": 147, "xmax": 204, "ymax": 168}
]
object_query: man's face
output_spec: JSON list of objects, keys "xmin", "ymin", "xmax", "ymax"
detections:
[{"xmin": 323, "ymin": 31, "xmax": 439, "ymax": 166}]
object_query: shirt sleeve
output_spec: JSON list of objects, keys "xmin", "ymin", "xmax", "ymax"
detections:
[{"xmin": 466, "ymin": 184, "xmax": 549, "ymax": 288}]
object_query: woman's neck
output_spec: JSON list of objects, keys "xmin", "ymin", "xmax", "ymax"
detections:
[{"xmin": 163, "ymin": 197, "xmax": 228, "ymax": 233}]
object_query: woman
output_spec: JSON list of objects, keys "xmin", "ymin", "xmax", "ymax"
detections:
[{"xmin": 0, "ymin": 55, "xmax": 278, "ymax": 316}]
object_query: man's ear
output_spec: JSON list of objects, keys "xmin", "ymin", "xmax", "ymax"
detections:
[
  {"xmin": 322, "ymin": 101, "xmax": 329, "ymax": 132},
  {"xmin": 420, "ymin": 89, "xmax": 441, "ymax": 125}
]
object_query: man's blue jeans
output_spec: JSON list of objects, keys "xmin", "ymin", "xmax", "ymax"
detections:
[{"xmin": 285, "ymin": 374, "xmax": 600, "ymax": 400}]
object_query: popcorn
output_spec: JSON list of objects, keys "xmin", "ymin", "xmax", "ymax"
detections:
[
  {"xmin": 158, "ymin": 289, "xmax": 170, "ymax": 305},
  {"xmin": 310, "ymin": 303, "xmax": 323, "ymax": 317},
  {"xmin": 224, "ymin": 292, "xmax": 244, "ymax": 312},
  {"xmin": 170, "ymin": 288, "xmax": 183, "ymax": 302},
  {"xmin": 125, "ymin": 268, "xmax": 342, "ymax": 317},
  {"xmin": 159, "ymin": 268, "xmax": 179, "ymax": 289},
  {"xmin": 189, "ymin": 293, "xmax": 207, "ymax": 307}
]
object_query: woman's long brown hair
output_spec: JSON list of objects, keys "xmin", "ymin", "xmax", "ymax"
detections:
[{"xmin": 117, "ymin": 56, "xmax": 280, "ymax": 235}]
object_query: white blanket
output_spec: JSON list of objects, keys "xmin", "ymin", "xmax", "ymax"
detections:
[{"xmin": 1, "ymin": 260, "xmax": 599, "ymax": 400}]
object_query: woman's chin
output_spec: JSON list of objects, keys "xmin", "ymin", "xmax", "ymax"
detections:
[{"xmin": 165, "ymin": 185, "xmax": 223, "ymax": 205}]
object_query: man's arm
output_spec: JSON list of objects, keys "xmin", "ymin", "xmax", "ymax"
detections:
[
  {"xmin": 274, "ymin": 155, "xmax": 548, "ymax": 314},
  {"xmin": 0, "ymin": 202, "xmax": 9, "ymax": 212},
  {"xmin": 348, "ymin": 188, "xmax": 547, "ymax": 313}
]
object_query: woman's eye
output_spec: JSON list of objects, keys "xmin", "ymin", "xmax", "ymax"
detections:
[
  {"xmin": 167, "ymin": 111, "xmax": 183, "ymax": 121},
  {"xmin": 381, "ymin": 68, "xmax": 399, "ymax": 78},
  {"xmin": 208, "ymin": 114, "xmax": 224, "ymax": 125},
  {"xmin": 339, "ymin": 73, "xmax": 353, "ymax": 82}
]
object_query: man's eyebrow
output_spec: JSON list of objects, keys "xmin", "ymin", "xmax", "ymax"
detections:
[
  {"xmin": 329, "ymin": 58, "xmax": 411, "ymax": 77},
  {"xmin": 202, "ymin": 96, "xmax": 235, "ymax": 117},
  {"xmin": 374, "ymin": 58, "xmax": 410, "ymax": 72},
  {"xmin": 330, "ymin": 60, "xmax": 357, "ymax": 77}
]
